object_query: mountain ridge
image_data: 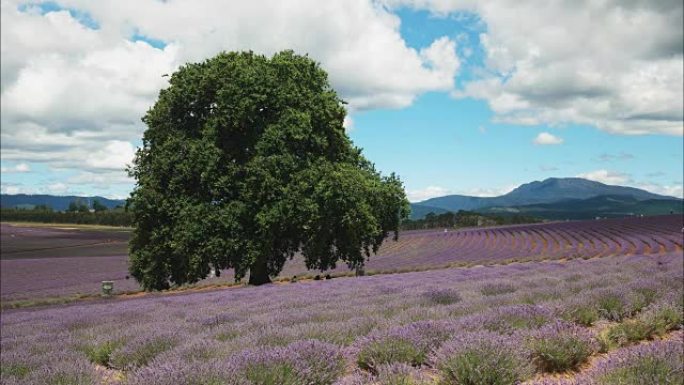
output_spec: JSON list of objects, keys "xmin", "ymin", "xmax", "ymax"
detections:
[{"xmin": 411, "ymin": 177, "xmax": 680, "ymax": 220}]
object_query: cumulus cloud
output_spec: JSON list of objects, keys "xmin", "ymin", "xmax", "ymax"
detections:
[
  {"xmin": 1, "ymin": 0, "xmax": 461, "ymax": 195},
  {"xmin": 386, "ymin": 0, "xmax": 684, "ymax": 135},
  {"xmin": 633, "ymin": 182, "xmax": 683, "ymax": 199},
  {"xmin": 408, "ymin": 184, "xmax": 519, "ymax": 201},
  {"xmin": 577, "ymin": 169, "xmax": 630, "ymax": 185},
  {"xmin": 576, "ymin": 169, "xmax": 683, "ymax": 198},
  {"xmin": 0, "ymin": 163, "xmax": 30, "ymax": 173},
  {"xmin": 407, "ymin": 186, "xmax": 452, "ymax": 202},
  {"xmin": 533, "ymin": 132, "xmax": 563, "ymax": 145}
]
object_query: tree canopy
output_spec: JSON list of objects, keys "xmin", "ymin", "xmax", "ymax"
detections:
[{"xmin": 128, "ymin": 51, "xmax": 409, "ymax": 290}]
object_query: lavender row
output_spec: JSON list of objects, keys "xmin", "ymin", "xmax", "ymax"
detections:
[{"xmin": 2, "ymin": 252, "xmax": 682, "ymax": 384}]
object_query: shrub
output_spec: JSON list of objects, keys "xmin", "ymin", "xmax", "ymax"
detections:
[
  {"xmin": 463, "ymin": 305, "xmax": 554, "ymax": 334},
  {"xmin": 421, "ymin": 288, "xmax": 462, "ymax": 305},
  {"xmin": 231, "ymin": 340, "xmax": 345, "ymax": 385},
  {"xmin": 526, "ymin": 321, "xmax": 597, "ymax": 373},
  {"xmin": 596, "ymin": 291, "xmax": 628, "ymax": 322},
  {"xmin": 640, "ymin": 300, "xmax": 683, "ymax": 336},
  {"xmin": 629, "ymin": 286, "xmax": 660, "ymax": 314},
  {"xmin": 480, "ymin": 282, "xmax": 517, "ymax": 296},
  {"xmin": 603, "ymin": 320, "xmax": 655, "ymax": 349},
  {"xmin": 125, "ymin": 358, "xmax": 248, "ymax": 385},
  {"xmin": 81, "ymin": 339, "xmax": 123, "ymax": 366},
  {"xmin": 243, "ymin": 362, "xmax": 299, "ymax": 385},
  {"xmin": 584, "ymin": 340, "xmax": 683, "ymax": 385},
  {"xmin": 356, "ymin": 321, "xmax": 455, "ymax": 373},
  {"xmin": 358, "ymin": 338, "xmax": 426, "ymax": 373},
  {"xmin": 110, "ymin": 334, "xmax": 177, "ymax": 370},
  {"xmin": 563, "ymin": 304, "xmax": 600, "ymax": 326},
  {"xmin": 432, "ymin": 331, "xmax": 533, "ymax": 385},
  {"xmin": 374, "ymin": 363, "xmax": 433, "ymax": 385}
]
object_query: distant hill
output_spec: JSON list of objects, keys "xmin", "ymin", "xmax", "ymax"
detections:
[
  {"xmin": 0, "ymin": 194, "xmax": 126, "ymax": 211},
  {"xmin": 480, "ymin": 195, "xmax": 683, "ymax": 220},
  {"xmin": 410, "ymin": 177, "xmax": 679, "ymax": 220},
  {"xmin": 407, "ymin": 204, "xmax": 450, "ymax": 219}
]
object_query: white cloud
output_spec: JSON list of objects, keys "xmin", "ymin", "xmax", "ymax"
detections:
[
  {"xmin": 46, "ymin": 182, "xmax": 69, "ymax": 195},
  {"xmin": 462, "ymin": 184, "xmax": 517, "ymax": 197},
  {"xmin": 576, "ymin": 169, "xmax": 683, "ymax": 198},
  {"xmin": 1, "ymin": 163, "xmax": 31, "ymax": 173},
  {"xmin": 85, "ymin": 141, "xmax": 136, "ymax": 171},
  {"xmin": 387, "ymin": 0, "xmax": 684, "ymax": 135},
  {"xmin": 533, "ymin": 132, "xmax": 564, "ymax": 145},
  {"xmin": 1, "ymin": 0, "xmax": 462, "ymax": 193},
  {"xmin": 0, "ymin": 185, "xmax": 23, "ymax": 195},
  {"xmin": 634, "ymin": 182, "xmax": 683, "ymax": 199},
  {"xmin": 407, "ymin": 183, "xmax": 518, "ymax": 201},
  {"xmin": 577, "ymin": 169, "xmax": 630, "ymax": 185},
  {"xmin": 407, "ymin": 186, "xmax": 451, "ymax": 202},
  {"xmin": 343, "ymin": 116, "xmax": 354, "ymax": 131}
]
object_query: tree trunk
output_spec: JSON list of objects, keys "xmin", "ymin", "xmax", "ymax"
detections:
[{"xmin": 248, "ymin": 257, "xmax": 271, "ymax": 285}]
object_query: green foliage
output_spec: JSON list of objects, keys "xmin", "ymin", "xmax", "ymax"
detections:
[
  {"xmin": 128, "ymin": 50, "xmax": 409, "ymax": 289},
  {"xmin": 597, "ymin": 293, "xmax": 627, "ymax": 322},
  {"xmin": 561, "ymin": 304, "xmax": 600, "ymax": 326},
  {"xmin": 80, "ymin": 340, "xmax": 124, "ymax": 366},
  {"xmin": 437, "ymin": 347, "xmax": 531, "ymax": 385},
  {"xmin": 110, "ymin": 337, "xmax": 176, "ymax": 370},
  {"xmin": 422, "ymin": 289, "xmax": 462, "ymax": 305},
  {"xmin": 67, "ymin": 200, "xmax": 90, "ymax": 213},
  {"xmin": 604, "ymin": 320, "xmax": 655, "ymax": 348},
  {"xmin": 357, "ymin": 338, "xmax": 426, "ymax": 373},
  {"xmin": 597, "ymin": 356, "xmax": 683, "ymax": 385},
  {"xmin": 528, "ymin": 335, "xmax": 594, "ymax": 372},
  {"xmin": 92, "ymin": 199, "xmax": 108, "ymax": 212},
  {"xmin": 243, "ymin": 363, "xmax": 299, "ymax": 385},
  {"xmin": 1, "ymin": 363, "xmax": 32, "ymax": 378},
  {"xmin": 480, "ymin": 283, "xmax": 517, "ymax": 296},
  {"xmin": 644, "ymin": 304, "xmax": 683, "ymax": 335}
]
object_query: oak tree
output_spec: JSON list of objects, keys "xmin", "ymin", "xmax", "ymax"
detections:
[{"xmin": 128, "ymin": 51, "xmax": 409, "ymax": 289}]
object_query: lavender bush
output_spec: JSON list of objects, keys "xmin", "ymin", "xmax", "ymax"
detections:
[
  {"xmin": 432, "ymin": 331, "xmax": 534, "ymax": 385},
  {"xmin": 580, "ymin": 339, "xmax": 683, "ymax": 385},
  {"xmin": 526, "ymin": 321, "xmax": 598, "ymax": 372}
]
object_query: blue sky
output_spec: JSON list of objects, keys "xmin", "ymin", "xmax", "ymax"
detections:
[{"xmin": 1, "ymin": 1, "xmax": 682, "ymax": 201}]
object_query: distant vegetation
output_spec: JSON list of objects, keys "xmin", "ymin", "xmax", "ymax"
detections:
[
  {"xmin": 0, "ymin": 202, "xmax": 132, "ymax": 227},
  {"xmin": 401, "ymin": 210, "xmax": 540, "ymax": 230}
]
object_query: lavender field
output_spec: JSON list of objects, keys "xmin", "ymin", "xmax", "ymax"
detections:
[
  {"xmin": 1, "ymin": 251, "xmax": 682, "ymax": 384},
  {"xmin": 2, "ymin": 215, "xmax": 682, "ymax": 303}
]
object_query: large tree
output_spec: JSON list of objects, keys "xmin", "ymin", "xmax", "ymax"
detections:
[{"xmin": 128, "ymin": 51, "xmax": 409, "ymax": 289}]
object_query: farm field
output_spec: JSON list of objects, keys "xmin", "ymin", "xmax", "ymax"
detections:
[
  {"xmin": 0, "ymin": 223, "xmax": 129, "ymax": 259},
  {"xmin": 1, "ymin": 215, "xmax": 682, "ymax": 303},
  {"xmin": 1, "ymin": 252, "xmax": 682, "ymax": 384}
]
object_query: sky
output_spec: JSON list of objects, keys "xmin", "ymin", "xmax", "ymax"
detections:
[{"xmin": 1, "ymin": 0, "xmax": 682, "ymax": 201}]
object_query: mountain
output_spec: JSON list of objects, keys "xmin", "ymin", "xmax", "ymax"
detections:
[
  {"xmin": 0, "ymin": 194, "xmax": 126, "ymax": 211},
  {"xmin": 408, "ymin": 204, "xmax": 450, "ymax": 219},
  {"xmin": 481, "ymin": 195, "xmax": 683, "ymax": 220},
  {"xmin": 410, "ymin": 177, "xmax": 679, "ymax": 220}
]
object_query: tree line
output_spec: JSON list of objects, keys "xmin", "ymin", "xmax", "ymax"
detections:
[
  {"xmin": 401, "ymin": 210, "xmax": 540, "ymax": 230},
  {"xmin": 0, "ymin": 200, "xmax": 133, "ymax": 226}
]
